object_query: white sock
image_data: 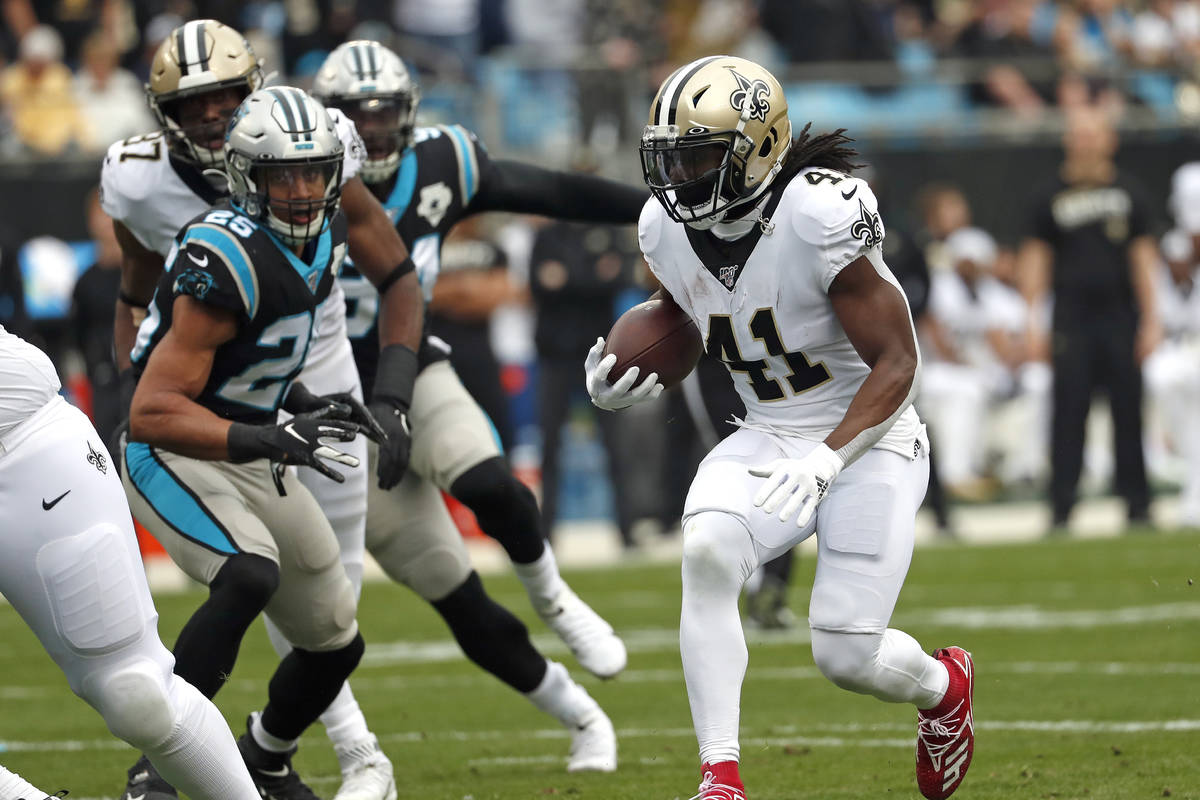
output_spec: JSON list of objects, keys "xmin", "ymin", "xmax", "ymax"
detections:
[
  {"xmin": 141, "ymin": 677, "xmax": 260, "ymax": 800},
  {"xmin": 0, "ymin": 765, "xmax": 47, "ymax": 800},
  {"xmin": 679, "ymin": 513, "xmax": 759, "ymax": 767},
  {"xmin": 320, "ymin": 682, "xmax": 372, "ymax": 752},
  {"xmin": 512, "ymin": 546, "xmax": 567, "ymax": 609},
  {"xmin": 250, "ymin": 710, "xmax": 297, "ymax": 754},
  {"xmin": 525, "ymin": 660, "xmax": 599, "ymax": 728}
]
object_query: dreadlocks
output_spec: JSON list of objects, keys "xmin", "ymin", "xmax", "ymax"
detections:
[{"xmin": 780, "ymin": 123, "xmax": 862, "ymax": 180}]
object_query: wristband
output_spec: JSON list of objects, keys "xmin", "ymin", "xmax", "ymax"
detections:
[
  {"xmin": 371, "ymin": 344, "xmax": 419, "ymax": 410},
  {"xmin": 374, "ymin": 256, "xmax": 415, "ymax": 296},
  {"xmin": 118, "ymin": 289, "xmax": 149, "ymax": 309},
  {"xmin": 227, "ymin": 422, "xmax": 270, "ymax": 463}
]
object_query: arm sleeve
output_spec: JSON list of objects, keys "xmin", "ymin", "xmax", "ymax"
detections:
[{"xmin": 470, "ymin": 158, "xmax": 649, "ymax": 223}]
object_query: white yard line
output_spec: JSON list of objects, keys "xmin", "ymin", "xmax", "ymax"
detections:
[{"xmin": 5, "ymin": 718, "xmax": 1198, "ymax": 757}]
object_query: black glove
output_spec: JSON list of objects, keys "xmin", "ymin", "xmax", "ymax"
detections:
[
  {"xmin": 369, "ymin": 344, "xmax": 419, "ymax": 490},
  {"xmin": 282, "ymin": 381, "xmax": 387, "ymax": 444},
  {"xmin": 227, "ymin": 416, "xmax": 362, "ymax": 483}
]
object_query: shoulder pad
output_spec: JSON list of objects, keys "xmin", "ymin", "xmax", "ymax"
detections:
[
  {"xmin": 100, "ymin": 132, "xmax": 166, "ymax": 221},
  {"xmin": 789, "ymin": 169, "xmax": 884, "ymax": 276},
  {"xmin": 177, "ymin": 219, "xmax": 260, "ymax": 318},
  {"xmin": 328, "ymin": 108, "xmax": 365, "ymax": 186},
  {"xmin": 638, "ymin": 197, "xmax": 667, "ymax": 255}
]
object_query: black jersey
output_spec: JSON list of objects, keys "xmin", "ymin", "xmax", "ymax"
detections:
[
  {"xmin": 339, "ymin": 124, "xmax": 489, "ymax": 395},
  {"xmin": 132, "ymin": 201, "xmax": 348, "ymax": 425},
  {"xmin": 1028, "ymin": 173, "xmax": 1154, "ymax": 317}
]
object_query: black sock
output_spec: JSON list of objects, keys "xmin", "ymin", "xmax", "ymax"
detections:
[
  {"xmin": 433, "ymin": 572, "xmax": 548, "ymax": 693},
  {"xmin": 173, "ymin": 554, "xmax": 279, "ymax": 697},
  {"xmin": 260, "ymin": 633, "xmax": 365, "ymax": 741}
]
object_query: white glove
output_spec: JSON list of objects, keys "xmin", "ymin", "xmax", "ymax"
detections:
[
  {"xmin": 585, "ymin": 337, "xmax": 664, "ymax": 411},
  {"xmin": 748, "ymin": 443, "xmax": 844, "ymax": 527}
]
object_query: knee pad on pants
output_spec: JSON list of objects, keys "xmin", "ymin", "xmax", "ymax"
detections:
[
  {"xmin": 80, "ymin": 658, "xmax": 176, "ymax": 750},
  {"xmin": 810, "ymin": 629, "xmax": 883, "ymax": 694},
  {"xmin": 681, "ymin": 512, "xmax": 758, "ymax": 592},
  {"xmin": 395, "ymin": 541, "xmax": 473, "ymax": 602}
]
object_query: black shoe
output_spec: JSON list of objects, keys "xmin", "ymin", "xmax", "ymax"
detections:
[
  {"xmin": 120, "ymin": 755, "xmax": 178, "ymax": 800},
  {"xmin": 238, "ymin": 726, "xmax": 321, "ymax": 800}
]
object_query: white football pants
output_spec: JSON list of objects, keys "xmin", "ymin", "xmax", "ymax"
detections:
[
  {"xmin": 679, "ymin": 427, "xmax": 949, "ymax": 766},
  {"xmin": 0, "ymin": 397, "xmax": 259, "ymax": 800},
  {"xmin": 1144, "ymin": 340, "xmax": 1200, "ymax": 524}
]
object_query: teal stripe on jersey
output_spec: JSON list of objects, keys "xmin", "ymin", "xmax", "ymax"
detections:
[
  {"xmin": 444, "ymin": 125, "xmax": 478, "ymax": 204},
  {"xmin": 385, "ymin": 149, "xmax": 419, "ymax": 225},
  {"xmin": 125, "ymin": 442, "xmax": 239, "ymax": 555},
  {"xmin": 183, "ymin": 225, "xmax": 258, "ymax": 317}
]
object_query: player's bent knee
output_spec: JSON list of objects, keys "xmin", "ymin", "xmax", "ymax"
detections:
[
  {"xmin": 81, "ymin": 659, "xmax": 176, "ymax": 750},
  {"xmin": 681, "ymin": 513, "xmax": 755, "ymax": 589},
  {"xmin": 400, "ymin": 545, "xmax": 472, "ymax": 602},
  {"xmin": 810, "ymin": 629, "xmax": 883, "ymax": 694},
  {"xmin": 450, "ymin": 458, "xmax": 536, "ymax": 521},
  {"xmin": 211, "ymin": 553, "xmax": 280, "ymax": 613}
]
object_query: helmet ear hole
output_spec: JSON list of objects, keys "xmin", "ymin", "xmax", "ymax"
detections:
[{"xmin": 758, "ymin": 131, "xmax": 775, "ymax": 158}]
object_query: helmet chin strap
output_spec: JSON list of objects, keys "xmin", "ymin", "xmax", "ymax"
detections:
[{"xmin": 267, "ymin": 208, "xmax": 326, "ymax": 246}]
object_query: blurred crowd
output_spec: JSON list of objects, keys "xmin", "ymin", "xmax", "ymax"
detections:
[{"xmin": 5, "ymin": 1, "xmax": 1200, "ymax": 158}]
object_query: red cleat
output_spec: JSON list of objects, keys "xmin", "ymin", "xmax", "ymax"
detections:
[
  {"xmin": 916, "ymin": 647, "xmax": 975, "ymax": 799},
  {"xmin": 688, "ymin": 762, "xmax": 746, "ymax": 800}
]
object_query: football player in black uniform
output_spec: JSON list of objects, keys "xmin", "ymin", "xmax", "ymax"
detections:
[
  {"xmin": 311, "ymin": 40, "xmax": 650, "ymax": 770},
  {"xmin": 121, "ymin": 87, "xmax": 388, "ymax": 800}
]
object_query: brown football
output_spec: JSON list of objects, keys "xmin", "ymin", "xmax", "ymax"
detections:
[{"xmin": 602, "ymin": 294, "xmax": 703, "ymax": 389}]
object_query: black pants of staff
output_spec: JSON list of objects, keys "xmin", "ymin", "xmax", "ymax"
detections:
[
  {"xmin": 538, "ymin": 355, "xmax": 635, "ymax": 546},
  {"xmin": 1050, "ymin": 313, "xmax": 1150, "ymax": 525}
]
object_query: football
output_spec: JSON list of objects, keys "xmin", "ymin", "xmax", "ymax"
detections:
[{"xmin": 602, "ymin": 294, "xmax": 703, "ymax": 389}]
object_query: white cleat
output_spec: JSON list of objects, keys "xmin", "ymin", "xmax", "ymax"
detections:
[
  {"xmin": 567, "ymin": 710, "xmax": 617, "ymax": 773},
  {"xmin": 538, "ymin": 585, "xmax": 628, "ymax": 679},
  {"xmin": 332, "ymin": 735, "xmax": 397, "ymax": 800}
]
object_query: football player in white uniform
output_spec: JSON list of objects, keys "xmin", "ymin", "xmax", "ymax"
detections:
[
  {"xmin": 101, "ymin": 21, "xmax": 422, "ymax": 800},
  {"xmin": 1143, "ymin": 229, "xmax": 1200, "ymax": 526},
  {"xmin": 586, "ymin": 56, "xmax": 977, "ymax": 800},
  {"xmin": 0, "ymin": 326, "xmax": 261, "ymax": 800}
]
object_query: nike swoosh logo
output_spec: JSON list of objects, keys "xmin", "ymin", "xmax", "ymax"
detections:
[
  {"xmin": 283, "ymin": 423, "xmax": 309, "ymax": 445},
  {"xmin": 126, "ymin": 793, "xmax": 146, "ymax": 800},
  {"xmin": 188, "ymin": 250, "xmax": 209, "ymax": 267},
  {"xmin": 42, "ymin": 490, "xmax": 70, "ymax": 510},
  {"xmin": 841, "ymin": 185, "xmax": 858, "ymax": 200},
  {"xmin": 256, "ymin": 765, "xmax": 291, "ymax": 778}
]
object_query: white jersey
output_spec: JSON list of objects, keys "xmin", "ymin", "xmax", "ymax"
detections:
[
  {"xmin": 926, "ymin": 271, "xmax": 1026, "ymax": 370},
  {"xmin": 640, "ymin": 166, "xmax": 922, "ymax": 458},
  {"xmin": 1155, "ymin": 263, "xmax": 1200, "ymax": 343},
  {"xmin": 0, "ymin": 325, "xmax": 62, "ymax": 437},
  {"xmin": 99, "ymin": 108, "xmax": 366, "ymax": 346}
]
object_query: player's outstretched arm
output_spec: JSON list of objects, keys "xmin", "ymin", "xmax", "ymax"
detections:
[
  {"xmin": 825, "ymin": 254, "xmax": 920, "ymax": 461},
  {"xmin": 129, "ymin": 295, "xmax": 240, "ymax": 459},
  {"xmin": 471, "ymin": 159, "xmax": 647, "ymax": 224},
  {"xmin": 340, "ymin": 175, "xmax": 423, "ymax": 488}
]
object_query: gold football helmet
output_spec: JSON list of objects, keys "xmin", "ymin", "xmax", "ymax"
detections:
[
  {"xmin": 147, "ymin": 20, "xmax": 264, "ymax": 167},
  {"xmin": 640, "ymin": 55, "xmax": 792, "ymax": 229}
]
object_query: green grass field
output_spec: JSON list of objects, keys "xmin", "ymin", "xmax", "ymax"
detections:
[{"xmin": 2, "ymin": 530, "xmax": 1198, "ymax": 800}]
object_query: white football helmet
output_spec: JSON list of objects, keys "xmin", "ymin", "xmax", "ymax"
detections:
[
  {"xmin": 225, "ymin": 87, "xmax": 344, "ymax": 245},
  {"xmin": 147, "ymin": 19, "xmax": 264, "ymax": 167},
  {"xmin": 641, "ymin": 55, "xmax": 792, "ymax": 230},
  {"xmin": 312, "ymin": 40, "xmax": 420, "ymax": 183}
]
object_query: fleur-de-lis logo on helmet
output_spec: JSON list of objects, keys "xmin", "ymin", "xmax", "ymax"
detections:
[{"xmin": 728, "ymin": 69, "xmax": 771, "ymax": 123}]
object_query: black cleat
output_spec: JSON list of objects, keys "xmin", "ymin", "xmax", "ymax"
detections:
[
  {"xmin": 120, "ymin": 755, "xmax": 178, "ymax": 800},
  {"xmin": 238, "ymin": 728, "xmax": 321, "ymax": 800}
]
